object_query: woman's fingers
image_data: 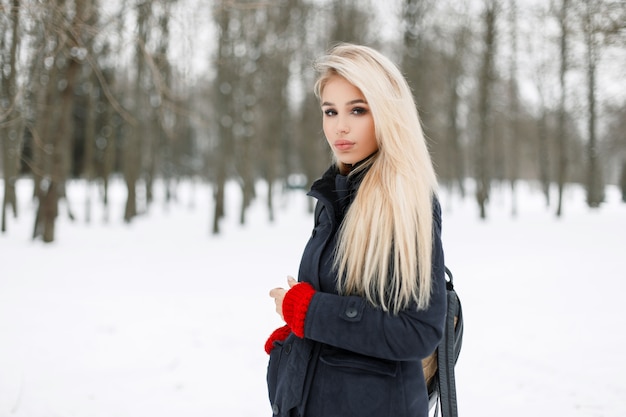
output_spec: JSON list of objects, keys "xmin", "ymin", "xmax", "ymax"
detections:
[
  {"xmin": 269, "ymin": 287, "xmax": 287, "ymax": 320},
  {"xmin": 269, "ymin": 277, "xmax": 298, "ymax": 321},
  {"xmin": 269, "ymin": 287, "xmax": 285, "ymax": 298}
]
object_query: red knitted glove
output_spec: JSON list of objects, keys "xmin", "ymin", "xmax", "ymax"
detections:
[
  {"xmin": 282, "ymin": 282, "xmax": 316, "ymax": 338},
  {"xmin": 264, "ymin": 325, "xmax": 292, "ymax": 354}
]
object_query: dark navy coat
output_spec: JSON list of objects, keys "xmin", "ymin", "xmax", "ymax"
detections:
[{"xmin": 267, "ymin": 165, "xmax": 447, "ymax": 417}]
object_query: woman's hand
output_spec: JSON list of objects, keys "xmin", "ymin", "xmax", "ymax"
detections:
[{"xmin": 269, "ymin": 276, "xmax": 298, "ymax": 321}]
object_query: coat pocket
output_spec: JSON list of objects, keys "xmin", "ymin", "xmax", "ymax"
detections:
[
  {"xmin": 319, "ymin": 346, "xmax": 398, "ymax": 377},
  {"xmin": 309, "ymin": 346, "xmax": 402, "ymax": 416}
]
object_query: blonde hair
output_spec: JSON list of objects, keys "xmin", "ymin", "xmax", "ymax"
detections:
[{"xmin": 314, "ymin": 43, "xmax": 438, "ymax": 313}]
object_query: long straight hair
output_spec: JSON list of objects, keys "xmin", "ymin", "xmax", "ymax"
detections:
[{"xmin": 314, "ymin": 44, "xmax": 438, "ymax": 313}]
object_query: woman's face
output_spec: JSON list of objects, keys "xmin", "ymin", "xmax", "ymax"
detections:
[{"xmin": 321, "ymin": 75, "xmax": 378, "ymax": 167}]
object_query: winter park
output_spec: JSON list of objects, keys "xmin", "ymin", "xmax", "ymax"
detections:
[
  {"xmin": 1, "ymin": 179, "xmax": 626, "ymax": 417},
  {"xmin": 1, "ymin": 1, "xmax": 626, "ymax": 417}
]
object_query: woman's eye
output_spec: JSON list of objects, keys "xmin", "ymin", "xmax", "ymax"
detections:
[
  {"xmin": 324, "ymin": 109, "xmax": 337, "ymax": 117},
  {"xmin": 352, "ymin": 107, "xmax": 367, "ymax": 115}
]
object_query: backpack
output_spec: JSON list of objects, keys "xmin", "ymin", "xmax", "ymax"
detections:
[{"xmin": 423, "ymin": 266, "xmax": 464, "ymax": 417}]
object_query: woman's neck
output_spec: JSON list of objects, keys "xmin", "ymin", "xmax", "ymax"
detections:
[{"xmin": 338, "ymin": 151, "xmax": 379, "ymax": 176}]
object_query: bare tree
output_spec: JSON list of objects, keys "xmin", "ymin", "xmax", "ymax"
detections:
[
  {"xmin": 528, "ymin": 3, "xmax": 553, "ymax": 207},
  {"xmin": 292, "ymin": 6, "xmax": 330, "ymax": 212},
  {"xmin": 81, "ymin": 0, "xmax": 99, "ymax": 223},
  {"xmin": 256, "ymin": 0, "xmax": 302, "ymax": 223},
  {"xmin": 99, "ymin": 9, "xmax": 126, "ymax": 222},
  {"xmin": 580, "ymin": 0, "xmax": 604, "ymax": 207},
  {"xmin": 475, "ymin": 0, "xmax": 498, "ymax": 219},
  {"xmin": 507, "ymin": 0, "xmax": 521, "ymax": 216},
  {"xmin": 144, "ymin": 2, "xmax": 177, "ymax": 207},
  {"xmin": 401, "ymin": 0, "xmax": 440, "ymax": 145},
  {"xmin": 31, "ymin": 0, "xmax": 87, "ymax": 242},
  {"xmin": 576, "ymin": 0, "xmax": 625, "ymax": 207},
  {"xmin": 234, "ymin": 5, "xmax": 263, "ymax": 225},
  {"xmin": 123, "ymin": 0, "xmax": 151, "ymax": 222},
  {"xmin": 1, "ymin": 0, "xmax": 24, "ymax": 233},
  {"xmin": 442, "ymin": 22, "xmax": 471, "ymax": 198},
  {"xmin": 152, "ymin": 3, "xmax": 177, "ymax": 207},
  {"xmin": 1, "ymin": 0, "xmax": 625, "ymax": 242},
  {"xmin": 603, "ymin": 103, "xmax": 626, "ymax": 201},
  {"xmin": 211, "ymin": 1, "xmax": 235, "ymax": 234},
  {"xmin": 536, "ymin": 92, "xmax": 551, "ymax": 207},
  {"xmin": 555, "ymin": 0, "xmax": 571, "ymax": 216}
]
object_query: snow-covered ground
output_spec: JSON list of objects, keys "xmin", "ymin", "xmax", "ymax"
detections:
[{"xmin": 1, "ymin": 178, "xmax": 625, "ymax": 417}]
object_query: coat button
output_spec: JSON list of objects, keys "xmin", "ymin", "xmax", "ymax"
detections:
[
  {"xmin": 345, "ymin": 307, "xmax": 358, "ymax": 318},
  {"xmin": 272, "ymin": 403, "xmax": 280, "ymax": 415}
]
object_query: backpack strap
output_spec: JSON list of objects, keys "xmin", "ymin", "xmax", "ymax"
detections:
[{"xmin": 436, "ymin": 267, "xmax": 463, "ymax": 417}]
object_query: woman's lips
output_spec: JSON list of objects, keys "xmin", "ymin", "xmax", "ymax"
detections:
[{"xmin": 334, "ymin": 140, "xmax": 354, "ymax": 151}]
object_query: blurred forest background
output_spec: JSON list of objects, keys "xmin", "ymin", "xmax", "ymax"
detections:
[{"xmin": 1, "ymin": 0, "xmax": 625, "ymax": 243}]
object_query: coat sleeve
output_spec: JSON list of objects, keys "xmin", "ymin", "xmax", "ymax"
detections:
[{"xmin": 302, "ymin": 199, "xmax": 446, "ymax": 362}]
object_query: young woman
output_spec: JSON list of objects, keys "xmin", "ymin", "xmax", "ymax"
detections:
[{"xmin": 265, "ymin": 43, "xmax": 447, "ymax": 417}]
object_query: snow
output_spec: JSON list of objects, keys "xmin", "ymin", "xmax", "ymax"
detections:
[{"xmin": 1, "ymin": 178, "xmax": 625, "ymax": 417}]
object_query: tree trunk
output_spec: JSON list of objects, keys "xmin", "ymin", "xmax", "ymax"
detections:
[
  {"xmin": 84, "ymin": 71, "xmax": 97, "ymax": 223},
  {"xmin": 82, "ymin": 0, "xmax": 97, "ymax": 224},
  {"xmin": 1, "ymin": 0, "xmax": 23, "ymax": 233},
  {"xmin": 537, "ymin": 108, "xmax": 551, "ymax": 206},
  {"xmin": 446, "ymin": 34, "xmax": 466, "ymax": 198},
  {"xmin": 258, "ymin": 0, "xmax": 297, "ymax": 224},
  {"xmin": 100, "ymin": 0, "xmax": 122, "ymax": 223},
  {"xmin": 32, "ymin": 38, "xmax": 61, "ymax": 239},
  {"xmin": 620, "ymin": 161, "xmax": 626, "ymax": 203},
  {"xmin": 154, "ymin": 6, "xmax": 174, "ymax": 209},
  {"xmin": 101, "ymin": 94, "xmax": 116, "ymax": 222},
  {"xmin": 555, "ymin": 0, "xmax": 570, "ymax": 217},
  {"xmin": 212, "ymin": 1, "xmax": 234, "ymax": 234},
  {"xmin": 124, "ymin": 0, "xmax": 151, "ymax": 223},
  {"xmin": 437, "ymin": 13, "xmax": 468, "ymax": 198},
  {"xmin": 507, "ymin": 0, "xmax": 520, "ymax": 216},
  {"xmin": 583, "ymin": 0, "xmax": 604, "ymax": 208},
  {"xmin": 32, "ymin": 0, "xmax": 84, "ymax": 242},
  {"xmin": 475, "ymin": 1, "xmax": 497, "ymax": 220},
  {"xmin": 43, "ymin": 14, "xmax": 82, "ymax": 241}
]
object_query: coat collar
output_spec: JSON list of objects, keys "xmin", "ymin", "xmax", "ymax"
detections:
[{"xmin": 307, "ymin": 162, "xmax": 371, "ymax": 224}]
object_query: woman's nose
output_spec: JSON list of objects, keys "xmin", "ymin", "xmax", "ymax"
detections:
[{"xmin": 335, "ymin": 117, "xmax": 349, "ymax": 135}]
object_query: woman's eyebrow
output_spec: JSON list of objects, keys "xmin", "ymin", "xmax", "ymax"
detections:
[{"xmin": 321, "ymin": 99, "xmax": 367, "ymax": 107}]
